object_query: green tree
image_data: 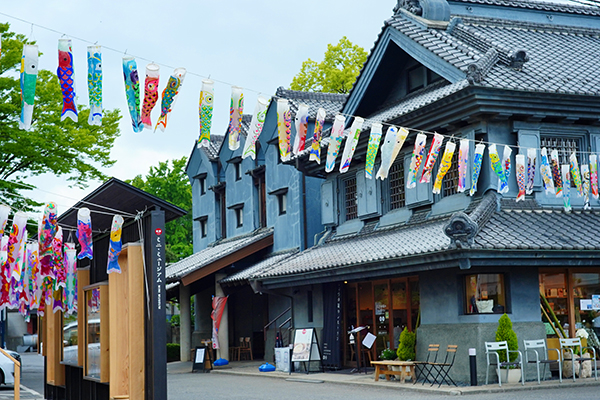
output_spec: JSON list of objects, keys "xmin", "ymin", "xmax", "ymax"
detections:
[
  {"xmin": 396, "ymin": 327, "xmax": 416, "ymax": 361},
  {"xmin": 290, "ymin": 36, "xmax": 368, "ymax": 94},
  {"xmin": 127, "ymin": 157, "xmax": 192, "ymax": 263},
  {"xmin": 0, "ymin": 23, "xmax": 121, "ymax": 211}
]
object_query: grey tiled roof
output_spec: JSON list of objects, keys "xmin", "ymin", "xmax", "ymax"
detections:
[
  {"xmin": 454, "ymin": 0, "xmax": 600, "ymax": 16},
  {"xmin": 274, "ymin": 87, "xmax": 347, "ymax": 120},
  {"xmin": 200, "ymin": 135, "xmax": 224, "ymax": 161},
  {"xmin": 166, "ymin": 228, "xmax": 273, "ymax": 282},
  {"xmin": 473, "ymin": 199, "xmax": 600, "ymax": 250},
  {"xmin": 257, "ymin": 217, "xmax": 451, "ymax": 279},
  {"xmin": 219, "ymin": 249, "xmax": 299, "ymax": 284}
]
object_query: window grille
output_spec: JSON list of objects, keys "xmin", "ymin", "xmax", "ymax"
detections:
[
  {"xmin": 541, "ymin": 136, "xmax": 581, "ymax": 187},
  {"xmin": 343, "ymin": 177, "xmax": 358, "ymax": 221},
  {"xmin": 540, "ymin": 136, "xmax": 580, "ymax": 165},
  {"xmin": 389, "ymin": 162, "xmax": 406, "ymax": 210},
  {"xmin": 443, "ymin": 150, "xmax": 459, "ymax": 197}
]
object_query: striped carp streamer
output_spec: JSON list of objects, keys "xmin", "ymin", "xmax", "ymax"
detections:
[
  {"xmin": 277, "ymin": 99, "xmax": 292, "ymax": 162},
  {"xmin": 582, "ymin": 164, "xmax": 591, "ymax": 210},
  {"xmin": 550, "ymin": 150, "xmax": 562, "ymax": 197},
  {"xmin": 569, "ymin": 152, "xmax": 583, "ymax": 197},
  {"xmin": 107, "ymin": 215, "xmax": 124, "ymax": 274},
  {"xmin": 469, "ymin": 143, "xmax": 486, "ymax": 196}
]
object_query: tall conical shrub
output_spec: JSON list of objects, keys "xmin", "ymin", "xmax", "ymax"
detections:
[
  {"xmin": 396, "ymin": 327, "xmax": 416, "ymax": 361},
  {"xmin": 495, "ymin": 313, "xmax": 518, "ymax": 363}
]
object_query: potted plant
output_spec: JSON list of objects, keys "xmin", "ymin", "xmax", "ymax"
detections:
[
  {"xmin": 397, "ymin": 327, "xmax": 416, "ymax": 361},
  {"xmin": 380, "ymin": 348, "xmax": 396, "ymax": 361},
  {"xmin": 495, "ymin": 313, "xmax": 521, "ymax": 383}
]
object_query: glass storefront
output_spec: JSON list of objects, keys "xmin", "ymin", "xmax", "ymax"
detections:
[
  {"xmin": 540, "ymin": 269, "xmax": 600, "ymax": 338},
  {"xmin": 344, "ymin": 277, "xmax": 419, "ymax": 366}
]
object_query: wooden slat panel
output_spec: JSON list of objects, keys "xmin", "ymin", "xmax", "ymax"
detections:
[
  {"xmin": 77, "ymin": 268, "xmax": 90, "ymax": 366},
  {"xmin": 109, "ymin": 248, "xmax": 130, "ymax": 396},
  {"xmin": 128, "ymin": 244, "xmax": 145, "ymax": 400}
]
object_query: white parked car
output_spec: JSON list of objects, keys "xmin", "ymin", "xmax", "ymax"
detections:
[{"xmin": 0, "ymin": 349, "xmax": 20, "ymax": 386}]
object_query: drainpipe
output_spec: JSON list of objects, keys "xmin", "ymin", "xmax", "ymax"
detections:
[{"xmin": 301, "ymin": 173, "xmax": 307, "ymax": 251}]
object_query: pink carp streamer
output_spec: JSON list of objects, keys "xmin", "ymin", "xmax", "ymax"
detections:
[
  {"xmin": 293, "ymin": 103, "xmax": 309, "ymax": 155},
  {"xmin": 457, "ymin": 139, "xmax": 469, "ymax": 193},
  {"xmin": 420, "ymin": 133, "xmax": 443, "ymax": 184},
  {"xmin": 406, "ymin": 133, "xmax": 427, "ymax": 189},
  {"xmin": 526, "ymin": 148, "xmax": 536, "ymax": 194},
  {"xmin": 515, "ymin": 154, "xmax": 526, "ymax": 202},
  {"xmin": 590, "ymin": 154, "xmax": 599, "ymax": 199},
  {"xmin": 277, "ymin": 99, "xmax": 292, "ymax": 162}
]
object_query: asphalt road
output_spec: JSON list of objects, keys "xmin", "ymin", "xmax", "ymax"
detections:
[
  {"xmin": 17, "ymin": 352, "xmax": 44, "ymax": 396},
  {"xmin": 167, "ymin": 372, "xmax": 600, "ymax": 400}
]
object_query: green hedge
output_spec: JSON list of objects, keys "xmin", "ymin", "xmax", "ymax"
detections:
[{"xmin": 167, "ymin": 343, "xmax": 181, "ymax": 363}]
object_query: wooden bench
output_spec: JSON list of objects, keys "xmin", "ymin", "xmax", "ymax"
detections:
[{"xmin": 371, "ymin": 360, "xmax": 416, "ymax": 383}]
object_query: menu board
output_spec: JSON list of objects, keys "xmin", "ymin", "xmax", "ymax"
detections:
[{"xmin": 291, "ymin": 328, "xmax": 321, "ymax": 362}]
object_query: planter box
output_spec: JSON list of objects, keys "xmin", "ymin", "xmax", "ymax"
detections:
[{"xmin": 503, "ymin": 368, "xmax": 522, "ymax": 383}]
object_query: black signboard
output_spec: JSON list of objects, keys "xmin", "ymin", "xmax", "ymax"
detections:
[{"xmin": 322, "ymin": 282, "xmax": 342, "ymax": 369}]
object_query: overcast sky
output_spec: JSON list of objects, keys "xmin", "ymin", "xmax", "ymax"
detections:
[{"xmin": 2, "ymin": 0, "xmax": 394, "ymax": 216}]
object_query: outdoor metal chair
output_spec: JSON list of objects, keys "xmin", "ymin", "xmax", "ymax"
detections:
[
  {"xmin": 523, "ymin": 339, "xmax": 561, "ymax": 384},
  {"xmin": 427, "ymin": 345, "xmax": 458, "ymax": 387},
  {"xmin": 413, "ymin": 344, "xmax": 440, "ymax": 384},
  {"xmin": 559, "ymin": 338, "xmax": 598, "ymax": 382},
  {"xmin": 485, "ymin": 341, "xmax": 524, "ymax": 386}
]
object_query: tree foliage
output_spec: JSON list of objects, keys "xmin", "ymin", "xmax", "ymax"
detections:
[
  {"xmin": 290, "ymin": 36, "xmax": 368, "ymax": 94},
  {"xmin": 127, "ymin": 157, "xmax": 192, "ymax": 263},
  {"xmin": 0, "ymin": 23, "xmax": 121, "ymax": 211}
]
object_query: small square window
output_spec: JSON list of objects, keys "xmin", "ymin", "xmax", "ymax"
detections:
[
  {"xmin": 200, "ymin": 178, "xmax": 206, "ymax": 195},
  {"xmin": 235, "ymin": 162, "xmax": 242, "ymax": 181},
  {"xmin": 465, "ymin": 274, "xmax": 506, "ymax": 314},
  {"xmin": 235, "ymin": 208, "xmax": 243, "ymax": 227},
  {"xmin": 200, "ymin": 219, "xmax": 207, "ymax": 238},
  {"xmin": 277, "ymin": 192, "xmax": 287, "ymax": 215},
  {"xmin": 442, "ymin": 149, "xmax": 459, "ymax": 198},
  {"xmin": 389, "ymin": 162, "xmax": 406, "ymax": 210}
]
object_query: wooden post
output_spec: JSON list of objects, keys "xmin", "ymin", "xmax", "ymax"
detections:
[
  {"xmin": 128, "ymin": 244, "xmax": 145, "ymax": 400},
  {"xmin": 0, "ymin": 347, "xmax": 21, "ymax": 400}
]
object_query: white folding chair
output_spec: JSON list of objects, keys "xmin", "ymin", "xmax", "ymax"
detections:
[
  {"xmin": 523, "ymin": 339, "xmax": 561, "ymax": 384},
  {"xmin": 485, "ymin": 341, "xmax": 524, "ymax": 386}
]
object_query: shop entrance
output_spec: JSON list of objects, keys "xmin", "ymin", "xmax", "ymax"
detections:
[
  {"xmin": 343, "ymin": 277, "xmax": 419, "ymax": 366},
  {"xmin": 540, "ymin": 269, "xmax": 600, "ymax": 339}
]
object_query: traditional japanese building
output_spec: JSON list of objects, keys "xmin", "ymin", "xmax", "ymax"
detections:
[
  {"xmin": 167, "ymin": 88, "xmax": 346, "ymax": 362},
  {"xmin": 226, "ymin": 0, "xmax": 600, "ymax": 383}
]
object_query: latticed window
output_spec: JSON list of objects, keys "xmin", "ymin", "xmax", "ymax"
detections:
[
  {"xmin": 343, "ymin": 177, "xmax": 358, "ymax": 221},
  {"xmin": 442, "ymin": 150, "xmax": 459, "ymax": 197},
  {"xmin": 541, "ymin": 136, "xmax": 581, "ymax": 187},
  {"xmin": 389, "ymin": 162, "xmax": 406, "ymax": 210},
  {"xmin": 541, "ymin": 136, "xmax": 580, "ymax": 165}
]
